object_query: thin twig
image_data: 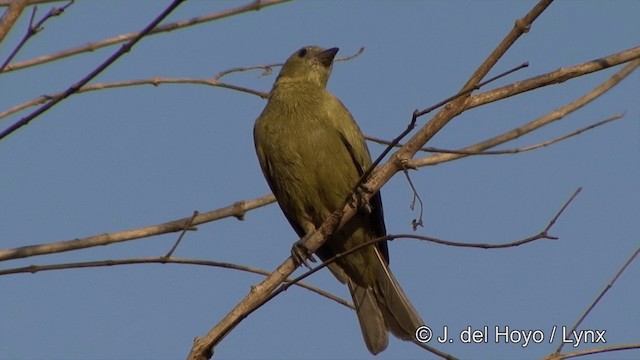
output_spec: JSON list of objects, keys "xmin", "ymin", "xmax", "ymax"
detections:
[
  {"xmin": 2, "ymin": 0, "xmax": 292, "ymax": 73},
  {"xmin": 165, "ymin": 211, "xmax": 199, "ymax": 258},
  {"xmin": 0, "ymin": 194, "xmax": 275, "ymax": 262},
  {"xmin": 414, "ymin": 62, "xmax": 529, "ymax": 118},
  {"xmin": 350, "ymin": 60, "xmax": 528, "ymax": 209},
  {"xmin": 0, "ymin": 256, "xmax": 354, "ymax": 310},
  {"xmin": 0, "ymin": 0, "xmax": 73, "ymax": 72},
  {"xmin": 198, "ymin": 183, "xmax": 580, "ymax": 359},
  {"xmin": 545, "ymin": 343, "xmax": 640, "ymax": 360},
  {"xmin": 552, "ymin": 246, "xmax": 640, "ymax": 355},
  {"xmin": 403, "ymin": 170, "xmax": 425, "ymax": 230},
  {"xmin": 0, "ymin": 0, "xmax": 29, "ymax": 43},
  {"xmin": 213, "ymin": 46, "xmax": 364, "ymax": 80},
  {"xmin": 0, "ymin": 0, "xmax": 188, "ymax": 140},
  {"xmin": 254, "ymin": 186, "xmax": 580, "ymax": 355},
  {"xmin": 369, "ymin": 114, "xmax": 625, "ymax": 156},
  {"xmin": 289, "ymin": 187, "xmax": 582, "ymax": 288},
  {"xmin": 0, "ymin": 47, "xmax": 366, "ymax": 120},
  {"xmin": 411, "ymin": 59, "xmax": 640, "ymax": 168},
  {"xmin": 467, "ymin": 46, "xmax": 640, "ymax": 110},
  {"xmin": 0, "ymin": 0, "xmax": 61, "ymax": 6}
]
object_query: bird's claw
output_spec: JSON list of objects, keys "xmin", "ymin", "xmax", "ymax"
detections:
[
  {"xmin": 291, "ymin": 240, "xmax": 316, "ymax": 269},
  {"xmin": 349, "ymin": 183, "xmax": 374, "ymax": 213}
]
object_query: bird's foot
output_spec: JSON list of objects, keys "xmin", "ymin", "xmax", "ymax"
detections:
[
  {"xmin": 291, "ymin": 238, "xmax": 316, "ymax": 269},
  {"xmin": 349, "ymin": 183, "xmax": 374, "ymax": 214}
]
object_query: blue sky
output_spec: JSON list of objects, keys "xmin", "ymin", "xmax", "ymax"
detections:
[{"xmin": 1, "ymin": 1, "xmax": 638, "ymax": 359}]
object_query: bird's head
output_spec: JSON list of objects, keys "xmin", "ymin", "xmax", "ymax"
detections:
[{"xmin": 275, "ymin": 46, "xmax": 339, "ymax": 88}]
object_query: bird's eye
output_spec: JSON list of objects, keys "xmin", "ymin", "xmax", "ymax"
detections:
[{"xmin": 297, "ymin": 48, "xmax": 307, "ymax": 57}]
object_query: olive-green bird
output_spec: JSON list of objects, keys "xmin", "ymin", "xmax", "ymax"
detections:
[{"xmin": 253, "ymin": 46, "xmax": 424, "ymax": 354}]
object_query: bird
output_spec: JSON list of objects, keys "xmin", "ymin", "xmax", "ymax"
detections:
[{"xmin": 253, "ymin": 45, "xmax": 424, "ymax": 354}]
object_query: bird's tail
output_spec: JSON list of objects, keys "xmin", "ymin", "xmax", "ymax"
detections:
[{"xmin": 348, "ymin": 247, "xmax": 424, "ymax": 354}]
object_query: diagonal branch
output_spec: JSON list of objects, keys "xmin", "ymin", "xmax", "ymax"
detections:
[
  {"xmin": 186, "ymin": 2, "xmax": 554, "ymax": 359},
  {"xmin": 0, "ymin": 0, "xmax": 73, "ymax": 73},
  {"xmin": 467, "ymin": 47, "xmax": 640, "ymax": 110},
  {"xmin": 0, "ymin": 0, "xmax": 187, "ymax": 140},
  {"xmin": 552, "ymin": 246, "xmax": 640, "ymax": 355},
  {"xmin": 0, "ymin": 0, "xmax": 29, "ymax": 43},
  {"xmin": 423, "ymin": 113, "xmax": 624, "ymax": 156},
  {"xmin": 545, "ymin": 343, "xmax": 640, "ymax": 360},
  {"xmin": 268, "ymin": 187, "xmax": 581, "ymax": 309},
  {"xmin": 412, "ymin": 58, "xmax": 639, "ymax": 167},
  {"xmin": 1, "ymin": 0, "xmax": 292, "ymax": 73}
]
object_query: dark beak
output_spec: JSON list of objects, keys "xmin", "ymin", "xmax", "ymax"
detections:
[{"xmin": 316, "ymin": 47, "xmax": 339, "ymax": 67}]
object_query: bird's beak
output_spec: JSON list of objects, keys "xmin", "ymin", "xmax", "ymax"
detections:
[{"xmin": 316, "ymin": 47, "xmax": 339, "ymax": 67}]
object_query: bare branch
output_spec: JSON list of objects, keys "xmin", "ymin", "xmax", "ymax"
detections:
[
  {"xmin": 0, "ymin": 77, "xmax": 268, "ymax": 120},
  {"xmin": 403, "ymin": 170, "xmax": 425, "ymax": 230},
  {"xmin": 1, "ymin": 0, "xmax": 292, "ymax": 73},
  {"xmin": 545, "ymin": 343, "xmax": 640, "ymax": 360},
  {"xmin": 262, "ymin": 186, "xmax": 579, "ymax": 356},
  {"xmin": 413, "ymin": 62, "xmax": 529, "ymax": 118},
  {"xmin": 0, "ymin": 0, "xmax": 73, "ymax": 72},
  {"xmin": 164, "ymin": 210, "xmax": 199, "ymax": 258},
  {"xmin": 275, "ymin": 187, "xmax": 580, "ymax": 309},
  {"xmin": 214, "ymin": 46, "xmax": 364, "ymax": 80},
  {"xmin": 0, "ymin": 193, "xmax": 275, "ymax": 262},
  {"xmin": 351, "ymin": 60, "xmax": 530, "ymax": 200},
  {"xmin": 0, "ymin": 47, "xmax": 365, "ymax": 120},
  {"xmin": 235, "ymin": 187, "xmax": 584, "ymax": 360},
  {"xmin": 369, "ymin": 113, "xmax": 625, "ymax": 156},
  {"xmin": 0, "ymin": 0, "xmax": 29, "ymax": 43},
  {"xmin": 411, "ymin": 59, "xmax": 639, "ymax": 167},
  {"xmin": 467, "ymin": 47, "xmax": 640, "ymax": 110},
  {"xmin": 552, "ymin": 246, "xmax": 640, "ymax": 355},
  {"xmin": 0, "ymin": 0, "xmax": 61, "ymax": 6},
  {"xmin": 0, "ymin": 0, "xmax": 187, "ymax": 140},
  {"xmin": 423, "ymin": 114, "xmax": 624, "ymax": 156},
  {"xmin": 0, "ymin": 256, "xmax": 354, "ymax": 310},
  {"xmin": 260, "ymin": 186, "xmax": 578, "ymax": 358}
]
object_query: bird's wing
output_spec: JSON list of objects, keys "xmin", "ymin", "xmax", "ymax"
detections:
[
  {"xmin": 334, "ymin": 106, "xmax": 389, "ymax": 263},
  {"xmin": 255, "ymin": 139, "xmax": 307, "ymax": 238}
]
